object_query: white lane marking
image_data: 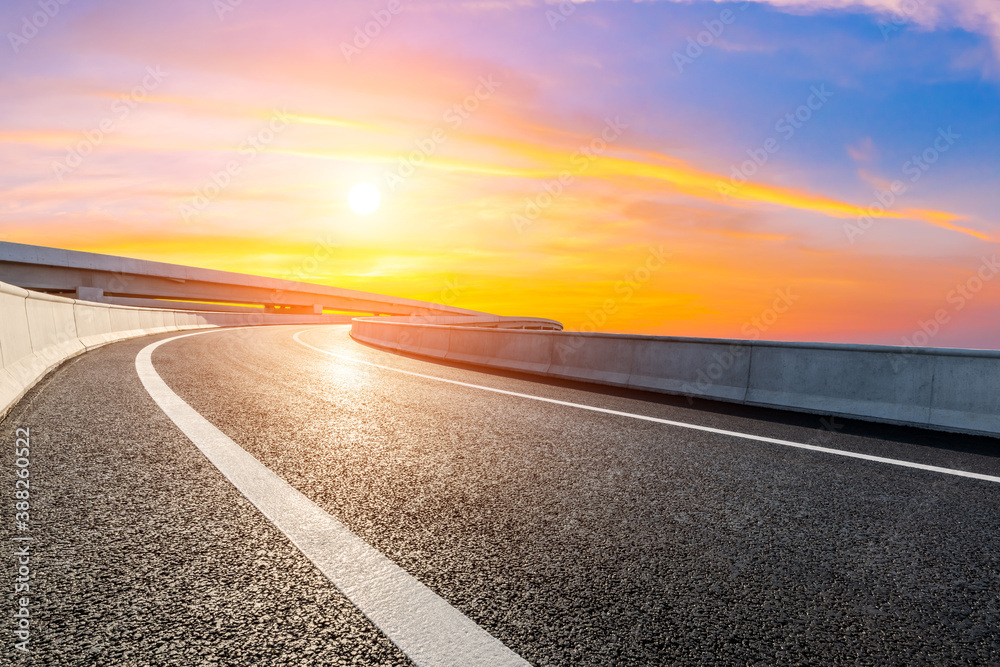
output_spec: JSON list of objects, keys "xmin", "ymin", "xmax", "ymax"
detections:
[
  {"xmin": 294, "ymin": 329, "xmax": 1000, "ymax": 485},
  {"xmin": 136, "ymin": 330, "xmax": 529, "ymax": 667}
]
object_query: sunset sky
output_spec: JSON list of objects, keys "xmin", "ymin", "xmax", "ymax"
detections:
[{"xmin": 1, "ymin": 0, "xmax": 998, "ymax": 347}]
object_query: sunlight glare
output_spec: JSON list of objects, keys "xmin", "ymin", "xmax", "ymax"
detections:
[{"xmin": 348, "ymin": 183, "xmax": 381, "ymax": 215}]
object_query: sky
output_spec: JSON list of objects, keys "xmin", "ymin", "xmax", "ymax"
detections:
[{"xmin": 0, "ymin": 0, "xmax": 998, "ymax": 348}]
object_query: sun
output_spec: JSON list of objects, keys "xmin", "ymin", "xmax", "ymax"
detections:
[{"xmin": 348, "ymin": 182, "xmax": 381, "ymax": 215}]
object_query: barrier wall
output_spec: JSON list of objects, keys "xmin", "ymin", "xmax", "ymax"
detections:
[
  {"xmin": 0, "ymin": 280, "xmax": 350, "ymax": 420},
  {"xmin": 351, "ymin": 318, "xmax": 1000, "ymax": 438}
]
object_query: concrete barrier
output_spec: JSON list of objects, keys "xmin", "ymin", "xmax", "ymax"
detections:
[
  {"xmin": 109, "ymin": 306, "xmax": 145, "ymax": 341},
  {"xmin": 138, "ymin": 308, "xmax": 167, "ymax": 334},
  {"xmin": 351, "ymin": 317, "xmax": 1000, "ymax": 438},
  {"xmin": 24, "ymin": 291, "xmax": 84, "ymax": 371},
  {"xmin": 548, "ymin": 333, "xmax": 635, "ymax": 387},
  {"xmin": 177, "ymin": 312, "xmax": 199, "ymax": 328},
  {"xmin": 927, "ymin": 353, "xmax": 1000, "ymax": 435},
  {"xmin": 349, "ymin": 319, "xmax": 387, "ymax": 350},
  {"xmin": 160, "ymin": 310, "xmax": 178, "ymax": 332},
  {"xmin": 629, "ymin": 337, "xmax": 751, "ymax": 403},
  {"xmin": 0, "ymin": 283, "xmax": 34, "ymax": 417},
  {"xmin": 446, "ymin": 327, "xmax": 554, "ymax": 375},
  {"xmin": 0, "ymin": 280, "xmax": 352, "ymax": 420},
  {"xmin": 399, "ymin": 325, "xmax": 452, "ymax": 359},
  {"xmin": 75, "ymin": 302, "xmax": 116, "ymax": 348},
  {"xmin": 745, "ymin": 343, "xmax": 935, "ymax": 426}
]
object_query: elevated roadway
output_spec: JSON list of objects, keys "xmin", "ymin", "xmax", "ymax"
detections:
[{"xmin": 0, "ymin": 242, "xmax": 493, "ymax": 317}]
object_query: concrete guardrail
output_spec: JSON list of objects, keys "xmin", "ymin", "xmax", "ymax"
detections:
[
  {"xmin": 0, "ymin": 280, "xmax": 349, "ymax": 420},
  {"xmin": 350, "ymin": 317, "xmax": 1000, "ymax": 438}
]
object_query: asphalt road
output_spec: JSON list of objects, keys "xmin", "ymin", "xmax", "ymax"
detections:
[{"xmin": 3, "ymin": 324, "xmax": 999, "ymax": 665}]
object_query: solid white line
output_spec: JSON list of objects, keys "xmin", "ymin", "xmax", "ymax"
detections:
[
  {"xmin": 136, "ymin": 330, "xmax": 529, "ymax": 667},
  {"xmin": 293, "ymin": 329, "xmax": 1000, "ymax": 485}
]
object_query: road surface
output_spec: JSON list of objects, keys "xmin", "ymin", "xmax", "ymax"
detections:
[{"xmin": 3, "ymin": 324, "xmax": 999, "ymax": 665}]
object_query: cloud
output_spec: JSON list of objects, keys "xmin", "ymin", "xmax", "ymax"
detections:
[
  {"xmin": 645, "ymin": 0, "xmax": 1000, "ymax": 52},
  {"xmin": 1, "ymin": 86, "xmax": 981, "ymax": 241},
  {"xmin": 847, "ymin": 137, "xmax": 877, "ymax": 163},
  {"xmin": 383, "ymin": 0, "xmax": 1000, "ymax": 46},
  {"xmin": 523, "ymin": 0, "xmax": 1000, "ymax": 58}
]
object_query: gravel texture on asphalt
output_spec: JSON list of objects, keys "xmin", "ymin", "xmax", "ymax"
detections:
[
  {"xmin": 148, "ymin": 325, "xmax": 1000, "ymax": 666},
  {"xmin": 2, "ymin": 324, "xmax": 999, "ymax": 666},
  {"xmin": 1, "ymin": 331, "xmax": 412, "ymax": 666}
]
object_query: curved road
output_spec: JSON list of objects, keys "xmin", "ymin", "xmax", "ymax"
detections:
[{"xmin": 3, "ymin": 324, "xmax": 999, "ymax": 665}]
